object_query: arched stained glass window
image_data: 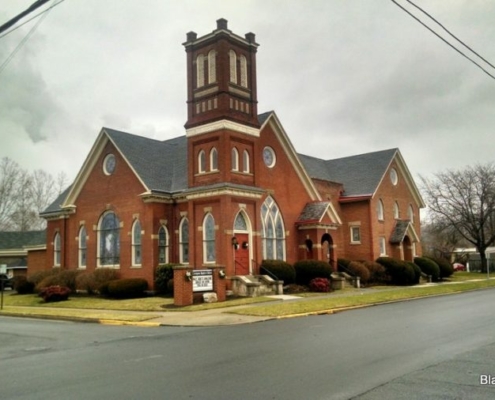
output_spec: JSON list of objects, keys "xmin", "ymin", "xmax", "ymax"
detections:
[
  {"xmin": 158, "ymin": 226, "xmax": 169, "ymax": 264},
  {"xmin": 208, "ymin": 50, "xmax": 216, "ymax": 84},
  {"xmin": 243, "ymin": 150, "xmax": 249, "ymax": 173},
  {"xmin": 377, "ymin": 199, "xmax": 384, "ymax": 221},
  {"xmin": 203, "ymin": 214, "xmax": 216, "ymax": 263},
  {"xmin": 234, "ymin": 212, "xmax": 248, "ymax": 231},
  {"xmin": 179, "ymin": 218, "xmax": 189, "ymax": 264},
  {"xmin": 229, "ymin": 50, "xmax": 237, "ymax": 83},
  {"xmin": 240, "ymin": 55, "xmax": 247, "ymax": 87},
  {"xmin": 261, "ymin": 196, "xmax": 285, "ymax": 260},
  {"xmin": 98, "ymin": 212, "xmax": 120, "ymax": 266},
  {"xmin": 79, "ymin": 226, "xmax": 87, "ymax": 269},
  {"xmin": 196, "ymin": 54, "xmax": 205, "ymax": 88},
  {"xmin": 210, "ymin": 148, "xmax": 218, "ymax": 171},
  {"xmin": 198, "ymin": 150, "xmax": 206, "ymax": 173},
  {"xmin": 132, "ymin": 220, "xmax": 142, "ymax": 266},
  {"xmin": 231, "ymin": 147, "xmax": 239, "ymax": 171},
  {"xmin": 54, "ymin": 232, "xmax": 61, "ymax": 267}
]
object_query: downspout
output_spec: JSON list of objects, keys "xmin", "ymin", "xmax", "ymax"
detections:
[{"xmin": 368, "ymin": 199, "xmax": 374, "ymax": 259}]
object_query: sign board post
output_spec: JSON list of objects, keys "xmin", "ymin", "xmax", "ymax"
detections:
[{"xmin": 0, "ymin": 264, "xmax": 6, "ymax": 311}]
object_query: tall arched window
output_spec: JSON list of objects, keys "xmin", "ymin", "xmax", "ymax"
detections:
[
  {"xmin": 234, "ymin": 211, "xmax": 248, "ymax": 231},
  {"xmin": 408, "ymin": 205, "xmax": 415, "ymax": 224},
  {"xmin": 203, "ymin": 213, "xmax": 216, "ymax": 263},
  {"xmin": 243, "ymin": 150, "xmax": 250, "ymax": 173},
  {"xmin": 231, "ymin": 147, "xmax": 239, "ymax": 171},
  {"xmin": 229, "ymin": 50, "xmax": 237, "ymax": 84},
  {"xmin": 179, "ymin": 218, "xmax": 189, "ymax": 264},
  {"xmin": 261, "ymin": 196, "xmax": 285, "ymax": 260},
  {"xmin": 198, "ymin": 150, "xmax": 206, "ymax": 173},
  {"xmin": 78, "ymin": 226, "xmax": 87, "ymax": 269},
  {"xmin": 98, "ymin": 211, "xmax": 120, "ymax": 267},
  {"xmin": 132, "ymin": 220, "xmax": 142, "ymax": 266},
  {"xmin": 196, "ymin": 54, "xmax": 205, "ymax": 88},
  {"xmin": 239, "ymin": 55, "xmax": 247, "ymax": 88},
  {"xmin": 158, "ymin": 226, "xmax": 169, "ymax": 264},
  {"xmin": 393, "ymin": 201, "xmax": 400, "ymax": 219},
  {"xmin": 208, "ymin": 50, "xmax": 216, "ymax": 84},
  {"xmin": 210, "ymin": 147, "xmax": 218, "ymax": 171},
  {"xmin": 377, "ymin": 199, "xmax": 384, "ymax": 221},
  {"xmin": 54, "ymin": 232, "xmax": 61, "ymax": 267}
]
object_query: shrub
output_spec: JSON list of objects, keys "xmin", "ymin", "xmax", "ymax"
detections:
[
  {"xmin": 309, "ymin": 278, "xmax": 331, "ymax": 292},
  {"xmin": 407, "ymin": 262, "xmax": 421, "ymax": 285},
  {"xmin": 39, "ymin": 286, "xmax": 71, "ymax": 302},
  {"xmin": 105, "ymin": 278, "xmax": 149, "ymax": 299},
  {"xmin": 293, "ymin": 260, "xmax": 332, "ymax": 286},
  {"xmin": 426, "ymin": 256, "xmax": 454, "ymax": 279},
  {"xmin": 154, "ymin": 264, "xmax": 176, "ymax": 294},
  {"xmin": 13, "ymin": 276, "xmax": 35, "ymax": 294},
  {"xmin": 28, "ymin": 268, "xmax": 60, "ymax": 288},
  {"xmin": 76, "ymin": 268, "xmax": 120, "ymax": 294},
  {"xmin": 362, "ymin": 261, "xmax": 389, "ymax": 285},
  {"xmin": 414, "ymin": 257, "xmax": 440, "ymax": 282},
  {"xmin": 260, "ymin": 260, "xmax": 296, "ymax": 284},
  {"xmin": 36, "ymin": 270, "xmax": 80, "ymax": 293},
  {"xmin": 347, "ymin": 261, "xmax": 371, "ymax": 285},
  {"xmin": 337, "ymin": 258, "xmax": 352, "ymax": 269},
  {"xmin": 376, "ymin": 257, "xmax": 416, "ymax": 286}
]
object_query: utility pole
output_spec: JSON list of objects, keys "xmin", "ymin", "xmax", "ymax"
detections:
[{"xmin": 0, "ymin": 0, "xmax": 51, "ymax": 35}]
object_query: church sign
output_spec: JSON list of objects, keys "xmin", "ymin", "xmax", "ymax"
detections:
[{"xmin": 192, "ymin": 269, "xmax": 213, "ymax": 292}]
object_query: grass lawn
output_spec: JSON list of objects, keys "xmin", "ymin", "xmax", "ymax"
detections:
[
  {"xmin": 448, "ymin": 272, "xmax": 489, "ymax": 281},
  {"xmin": 230, "ymin": 278, "xmax": 495, "ymax": 317}
]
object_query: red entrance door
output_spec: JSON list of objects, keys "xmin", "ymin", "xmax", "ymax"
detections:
[{"xmin": 234, "ymin": 233, "xmax": 250, "ymax": 275}]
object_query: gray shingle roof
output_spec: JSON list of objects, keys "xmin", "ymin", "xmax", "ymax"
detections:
[
  {"xmin": 299, "ymin": 148, "xmax": 398, "ymax": 197},
  {"xmin": 390, "ymin": 220, "xmax": 411, "ymax": 244},
  {"xmin": 105, "ymin": 128, "xmax": 187, "ymax": 193},
  {"xmin": 0, "ymin": 230, "xmax": 46, "ymax": 250},
  {"xmin": 297, "ymin": 202, "xmax": 330, "ymax": 223},
  {"xmin": 41, "ymin": 185, "xmax": 73, "ymax": 215}
]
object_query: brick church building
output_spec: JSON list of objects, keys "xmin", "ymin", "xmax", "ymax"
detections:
[{"xmin": 33, "ymin": 19, "xmax": 424, "ymax": 288}]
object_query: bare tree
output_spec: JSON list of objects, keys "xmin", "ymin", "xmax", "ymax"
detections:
[
  {"xmin": 0, "ymin": 157, "xmax": 68, "ymax": 232},
  {"xmin": 421, "ymin": 163, "xmax": 495, "ymax": 272}
]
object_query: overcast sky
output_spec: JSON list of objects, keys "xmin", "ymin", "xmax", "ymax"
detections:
[{"xmin": 1, "ymin": 0, "xmax": 494, "ymax": 186}]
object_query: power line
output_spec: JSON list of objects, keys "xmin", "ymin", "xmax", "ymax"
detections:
[
  {"xmin": 390, "ymin": 0, "xmax": 495, "ymax": 81},
  {"xmin": 405, "ymin": 0, "xmax": 495, "ymax": 70},
  {"xmin": 0, "ymin": 0, "xmax": 66, "ymax": 40},
  {"xmin": 0, "ymin": 0, "xmax": 51, "ymax": 35},
  {"xmin": 0, "ymin": 8, "xmax": 51, "ymax": 77}
]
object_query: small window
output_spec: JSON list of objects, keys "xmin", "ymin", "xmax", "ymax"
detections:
[
  {"xmin": 350, "ymin": 226, "xmax": 361, "ymax": 244},
  {"xmin": 377, "ymin": 199, "xmax": 384, "ymax": 221},
  {"xmin": 393, "ymin": 202, "xmax": 400, "ymax": 219},
  {"xmin": 231, "ymin": 148, "xmax": 239, "ymax": 171},
  {"xmin": 408, "ymin": 205, "xmax": 415, "ymax": 224},
  {"xmin": 198, "ymin": 150, "xmax": 206, "ymax": 173},
  {"xmin": 240, "ymin": 55, "xmax": 247, "ymax": 88},
  {"xmin": 390, "ymin": 168, "xmax": 398, "ymax": 185},
  {"xmin": 208, "ymin": 50, "xmax": 216, "ymax": 84},
  {"xmin": 78, "ymin": 226, "xmax": 87, "ymax": 269},
  {"xmin": 54, "ymin": 232, "xmax": 61, "ymax": 267},
  {"xmin": 210, "ymin": 148, "xmax": 218, "ymax": 171},
  {"xmin": 196, "ymin": 54, "xmax": 205, "ymax": 88},
  {"xmin": 132, "ymin": 220, "xmax": 142, "ymax": 266},
  {"xmin": 229, "ymin": 50, "xmax": 237, "ymax": 84},
  {"xmin": 379, "ymin": 237, "xmax": 387, "ymax": 256},
  {"xmin": 158, "ymin": 226, "xmax": 168, "ymax": 264},
  {"xmin": 242, "ymin": 150, "xmax": 250, "ymax": 173},
  {"xmin": 179, "ymin": 218, "xmax": 189, "ymax": 264}
]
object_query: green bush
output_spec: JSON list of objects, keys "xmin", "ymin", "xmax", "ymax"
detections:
[
  {"xmin": 414, "ymin": 257, "xmax": 440, "ymax": 282},
  {"xmin": 407, "ymin": 262, "xmax": 421, "ymax": 285},
  {"xmin": 154, "ymin": 264, "xmax": 177, "ymax": 294},
  {"xmin": 309, "ymin": 278, "xmax": 331, "ymax": 292},
  {"xmin": 362, "ymin": 261, "xmax": 389, "ymax": 285},
  {"xmin": 337, "ymin": 258, "xmax": 352, "ymax": 269},
  {"xmin": 105, "ymin": 278, "xmax": 149, "ymax": 299},
  {"xmin": 13, "ymin": 276, "xmax": 35, "ymax": 294},
  {"xmin": 260, "ymin": 260, "xmax": 296, "ymax": 284},
  {"xmin": 76, "ymin": 268, "xmax": 120, "ymax": 294},
  {"xmin": 293, "ymin": 260, "xmax": 332, "ymax": 286},
  {"xmin": 36, "ymin": 270, "xmax": 81, "ymax": 292},
  {"xmin": 347, "ymin": 261, "xmax": 371, "ymax": 285},
  {"xmin": 376, "ymin": 257, "xmax": 416, "ymax": 286},
  {"xmin": 426, "ymin": 256, "xmax": 454, "ymax": 279}
]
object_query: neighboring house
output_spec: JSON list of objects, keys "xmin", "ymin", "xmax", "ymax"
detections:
[
  {"xmin": 34, "ymin": 19, "xmax": 424, "ymax": 289},
  {"xmin": 0, "ymin": 231, "xmax": 46, "ymax": 278}
]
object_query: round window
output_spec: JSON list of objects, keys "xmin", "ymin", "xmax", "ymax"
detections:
[
  {"xmin": 263, "ymin": 146, "xmax": 276, "ymax": 168},
  {"xmin": 103, "ymin": 154, "xmax": 116, "ymax": 175},
  {"xmin": 390, "ymin": 168, "xmax": 398, "ymax": 186}
]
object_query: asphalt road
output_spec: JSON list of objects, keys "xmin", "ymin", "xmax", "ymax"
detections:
[{"xmin": 1, "ymin": 289, "xmax": 495, "ymax": 399}]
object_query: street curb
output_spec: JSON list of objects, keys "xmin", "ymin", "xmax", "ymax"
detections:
[{"xmin": 98, "ymin": 319, "xmax": 162, "ymax": 327}]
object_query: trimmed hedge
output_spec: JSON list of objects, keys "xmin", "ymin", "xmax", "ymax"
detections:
[
  {"xmin": 362, "ymin": 260, "xmax": 389, "ymax": 285},
  {"xmin": 104, "ymin": 278, "xmax": 149, "ymax": 299},
  {"xmin": 293, "ymin": 260, "xmax": 332, "ymax": 286},
  {"xmin": 347, "ymin": 261, "xmax": 370, "ymax": 284},
  {"xmin": 260, "ymin": 260, "xmax": 296, "ymax": 284},
  {"xmin": 154, "ymin": 264, "xmax": 177, "ymax": 294},
  {"xmin": 426, "ymin": 256, "xmax": 454, "ymax": 279},
  {"xmin": 407, "ymin": 262, "xmax": 421, "ymax": 285},
  {"xmin": 414, "ymin": 257, "xmax": 440, "ymax": 282},
  {"xmin": 376, "ymin": 257, "xmax": 416, "ymax": 286},
  {"xmin": 28, "ymin": 268, "xmax": 60, "ymax": 288},
  {"xmin": 13, "ymin": 276, "xmax": 35, "ymax": 294},
  {"xmin": 76, "ymin": 268, "xmax": 120, "ymax": 294},
  {"xmin": 309, "ymin": 278, "xmax": 331, "ymax": 292},
  {"xmin": 36, "ymin": 270, "xmax": 80, "ymax": 293}
]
